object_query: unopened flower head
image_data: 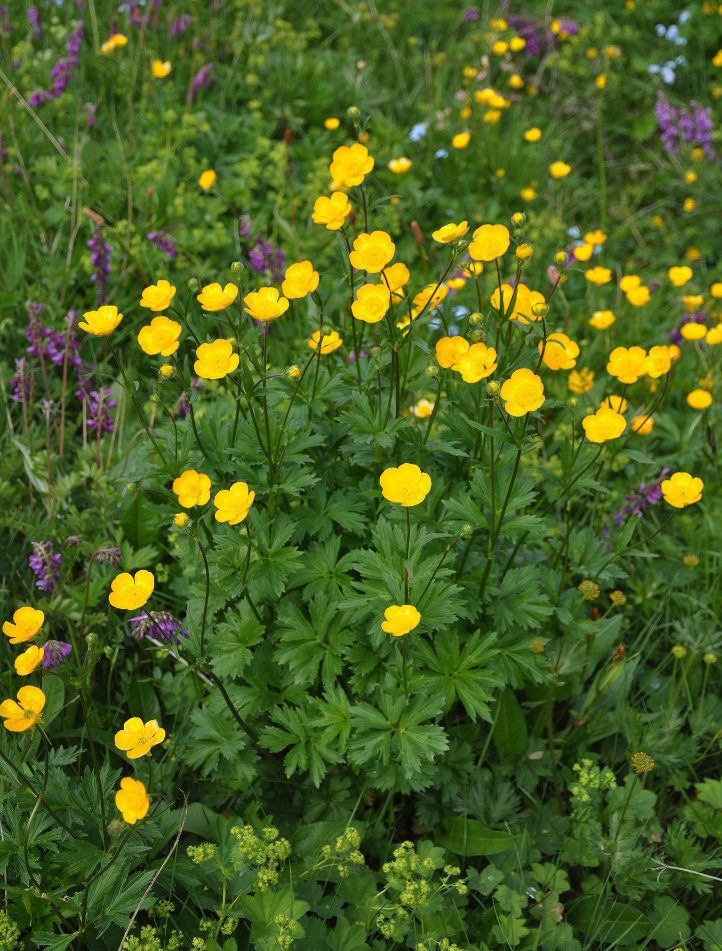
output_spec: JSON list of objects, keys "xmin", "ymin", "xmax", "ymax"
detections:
[{"xmin": 630, "ymin": 751, "xmax": 654, "ymax": 774}]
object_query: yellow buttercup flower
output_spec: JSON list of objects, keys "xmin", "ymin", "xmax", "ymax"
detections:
[
  {"xmin": 173, "ymin": 512, "xmax": 189, "ymax": 527},
  {"xmin": 137, "ymin": 315, "xmax": 181, "ymax": 356},
  {"xmin": 568, "ymin": 368, "xmax": 595, "ymax": 394},
  {"xmin": 140, "ymin": 280, "xmax": 176, "ymax": 312},
  {"xmin": 308, "ymin": 330, "xmax": 343, "ymax": 354},
  {"xmin": 500, "ymin": 368, "xmax": 545, "ymax": 416},
  {"xmin": 114, "ymin": 717, "xmax": 165, "ymax": 759},
  {"xmin": 454, "ymin": 343, "xmax": 498, "ymax": 383},
  {"xmin": 668, "ymin": 265, "xmax": 693, "ymax": 287},
  {"xmin": 549, "ymin": 161, "xmax": 571, "ymax": 179},
  {"xmin": 573, "ymin": 243, "xmax": 594, "ymax": 262},
  {"xmin": 1, "ymin": 686, "xmax": 46, "ymax": 732},
  {"xmin": 349, "ymin": 231, "xmax": 395, "ymax": 273},
  {"xmin": 539, "ymin": 333, "xmax": 579, "ymax": 370},
  {"xmin": 584, "ymin": 230, "xmax": 607, "ymax": 246},
  {"xmin": 468, "ymin": 224, "xmax": 510, "ymax": 261},
  {"xmin": 644, "ymin": 345, "xmax": 671, "ymax": 378},
  {"xmin": 706, "ymin": 325, "xmax": 722, "ymax": 345},
  {"xmin": 626, "ymin": 285, "xmax": 650, "ymax": 306},
  {"xmin": 243, "ymin": 287, "xmax": 289, "ymax": 322},
  {"xmin": 451, "ymin": 132, "xmax": 471, "ymax": 149},
  {"xmin": 589, "ymin": 310, "xmax": 615, "ymax": 330},
  {"xmin": 13, "ymin": 645, "xmax": 45, "ymax": 676},
  {"xmin": 607, "ymin": 346, "xmax": 647, "ymax": 384},
  {"xmin": 282, "ymin": 261, "xmax": 320, "ymax": 299},
  {"xmin": 601, "ymin": 395, "xmax": 628, "ymax": 413},
  {"xmin": 78, "ymin": 305, "xmax": 123, "ymax": 336},
  {"xmin": 99, "ymin": 33, "xmax": 128, "ymax": 54},
  {"xmin": 619, "ymin": 274, "xmax": 640, "ymax": 293},
  {"xmin": 524, "ymin": 127, "xmax": 542, "ymax": 142},
  {"xmin": 352, "ymin": 283, "xmax": 391, "ymax": 323},
  {"xmin": 585, "ymin": 266, "xmax": 612, "ymax": 286},
  {"xmin": 3, "ymin": 607, "xmax": 44, "ymax": 645},
  {"xmin": 661, "ymin": 472, "xmax": 703, "ymax": 508},
  {"xmin": 196, "ymin": 282, "xmax": 239, "ymax": 312},
  {"xmin": 379, "ymin": 463, "xmax": 432, "ymax": 507},
  {"xmin": 213, "ymin": 482, "xmax": 255, "ymax": 525},
  {"xmin": 194, "ymin": 339, "xmax": 239, "ymax": 379},
  {"xmin": 329, "ymin": 143, "xmax": 374, "ymax": 188},
  {"xmin": 432, "ymin": 221, "xmax": 469, "ymax": 244},
  {"xmin": 152, "ymin": 59, "xmax": 171, "ymax": 78},
  {"xmin": 115, "ymin": 777, "xmax": 150, "ymax": 824},
  {"xmin": 687, "ymin": 389, "xmax": 713, "ymax": 409},
  {"xmin": 324, "ymin": 117, "xmax": 340, "ymax": 130},
  {"xmin": 382, "ymin": 262, "xmax": 410, "ymax": 300},
  {"xmin": 388, "ymin": 157, "xmax": 412, "ymax": 174},
  {"xmin": 108, "ymin": 571, "xmax": 155, "ymax": 610},
  {"xmin": 582, "ymin": 407, "xmax": 626, "ymax": 443},
  {"xmin": 436, "ymin": 336, "xmax": 469, "ymax": 369},
  {"xmin": 680, "ymin": 322, "xmax": 706, "ymax": 341},
  {"xmin": 312, "ymin": 192, "xmax": 352, "ymax": 230},
  {"xmin": 172, "ymin": 469, "xmax": 211, "ymax": 507},
  {"xmin": 198, "ymin": 169, "xmax": 216, "ymax": 190},
  {"xmin": 411, "ymin": 283, "xmax": 448, "ymax": 317},
  {"xmin": 491, "ymin": 283, "xmax": 544, "ymax": 324},
  {"xmin": 410, "ymin": 399, "xmax": 435, "ymax": 418},
  {"xmin": 682, "ymin": 294, "xmax": 704, "ymax": 310},
  {"xmin": 382, "ymin": 605, "xmax": 421, "ymax": 636},
  {"xmin": 631, "ymin": 414, "xmax": 654, "ymax": 434}
]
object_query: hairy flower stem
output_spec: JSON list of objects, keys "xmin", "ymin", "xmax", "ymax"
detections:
[
  {"xmin": 610, "ymin": 773, "xmax": 641, "ymax": 854},
  {"xmin": 274, "ymin": 350, "xmax": 316, "ymax": 468},
  {"xmin": 204, "ymin": 668, "xmax": 256, "ymax": 742},
  {"xmin": 421, "ymin": 375, "xmax": 443, "ymax": 446}
]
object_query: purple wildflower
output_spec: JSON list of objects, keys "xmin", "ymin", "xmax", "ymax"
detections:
[
  {"xmin": 170, "ymin": 14, "xmax": 193, "ymax": 36},
  {"xmin": 188, "ymin": 63, "xmax": 214, "ymax": 102},
  {"xmin": 29, "ymin": 541, "xmax": 62, "ymax": 591},
  {"xmin": 239, "ymin": 214, "xmax": 253, "ymax": 240},
  {"xmin": 605, "ymin": 468, "xmax": 672, "ymax": 535},
  {"xmin": 86, "ymin": 387, "xmax": 116, "ymax": 434},
  {"xmin": 93, "ymin": 545, "xmax": 122, "ymax": 566},
  {"xmin": 0, "ymin": 6, "xmax": 12, "ymax": 37},
  {"xmin": 83, "ymin": 103, "xmax": 96, "ymax": 126},
  {"xmin": 129, "ymin": 611, "xmax": 188, "ymax": 642},
  {"xmin": 463, "ymin": 9, "xmax": 479, "ymax": 21},
  {"xmin": 87, "ymin": 224, "xmax": 112, "ymax": 304},
  {"xmin": 26, "ymin": 20, "xmax": 83, "ymax": 106},
  {"xmin": 655, "ymin": 94, "xmax": 714, "ymax": 157},
  {"xmin": 27, "ymin": 5, "xmax": 42, "ymax": 40},
  {"xmin": 41, "ymin": 641, "xmax": 73, "ymax": 669},
  {"xmin": 10, "ymin": 357, "xmax": 33, "ymax": 404},
  {"xmin": 147, "ymin": 230, "xmax": 178, "ymax": 259}
]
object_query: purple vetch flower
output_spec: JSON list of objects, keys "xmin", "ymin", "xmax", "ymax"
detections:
[
  {"xmin": 248, "ymin": 237, "xmax": 285, "ymax": 282},
  {"xmin": 239, "ymin": 214, "xmax": 252, "ymax": 240},
  {"xmin": 604, "ymin": 468, "xmax": 672, "ymax": 535},
  {"xmin": 129, "ymin": 611, "xmax": 188, "ymax": 642},
  {"xmin": 29, "ymin": 541, "xmax": 62, "ymax": 591},
  {"xmin": 170, "ymin": 13, "xmax": 193, "ymax": 35},
  {"xmin": 463, "ymin": 8, "xmax": 479, "ymax": 21},
  {"xmin": 147, "ymin": 230, "xmax": 178, "ymax": 259},
  {"xmin": 88, "ymin": 223, "xmax": 112, "ymax": 305},
  {"xmin": 655, "ymin": 94, "xmax": 714, "ymax": 157},
  {"xmin": 188, "ymin": 62, "xmax": 213, "ymax": 103},
  {"xmin": 27, "ymin": 5, "xmax": 41, "ymax": 39},
  {"xmin": 42, "ymin": 640, "xmax": 73, "ymax": 669},
  {"xmin": 86, "ymin": 387, "xmax": 116, "ymax": 434},
  {"xmin": 83, "ymin": 102, "xmax": 96, "ymax": 126},
  {"xmin": 10, "ymin": 357, "xmax": 34, "ymax": 404},
  {"xmin": 26, "ymin": 20, "xmax": 83, "ymax": 106}
]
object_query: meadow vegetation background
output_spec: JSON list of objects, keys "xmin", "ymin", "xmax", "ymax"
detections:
[{"xmin": 0, "ymin": 1, "xmax": 721, "ymax": 949}]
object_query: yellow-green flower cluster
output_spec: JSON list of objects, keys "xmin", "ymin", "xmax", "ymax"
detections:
[
  {"xmin": 569, "ymin": 758, "xmax": 617, "ymax": 811},
  {"xmin": 230, "ymin": 824, "xmax": 291, "ymax": 891},
  {"xmin": 319, "ymin": 826, "xmax": 365, "ymax": 878}
]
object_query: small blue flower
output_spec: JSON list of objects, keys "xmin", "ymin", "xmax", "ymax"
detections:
[
  {"xmin": 409, "ymin": 122, "xmax": 427, "ymax": 142},
  {"xmin": 678, "ymin": 10, "xmax": 691, "ymax": 24},
  {"xmin": 434, "ymin": 149, "xmax": 449, "ymax": 159},
  {"xmin": 567, "ymin": 225, "xmax": 581, "ymax": 239}
]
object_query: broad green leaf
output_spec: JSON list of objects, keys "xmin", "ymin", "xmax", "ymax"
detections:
[{"xmin": 442, "ymin": 818, "xmax": 516, "ymax": 856}]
